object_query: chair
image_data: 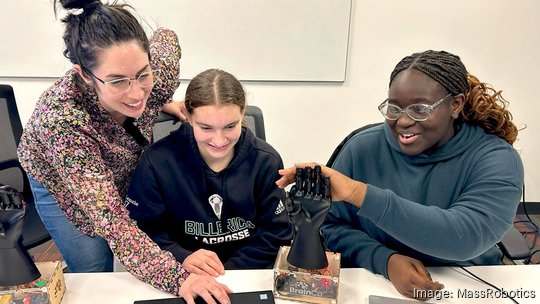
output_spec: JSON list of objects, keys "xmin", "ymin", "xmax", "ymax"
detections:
[
  {"xmin": 0, "ymin": 84, "xmax": 51, "ymax": 249},
  {"xmin": 326, "ymin": 122, "xmax": 383, "ymax": 167},
  {"xmin": 152, "ymin": 112, "xmax": 180, "ymax": 143},
  {"xmin": 326, "ymin": 122, "xmax": 531, "ymax": 264},
  {"xmin": 152, "ymin": 105, "xmax": 266, "ymax": 143},
  {"xmin": 243, "ymin": 105, "xmax": 266, "ymax": 141}
]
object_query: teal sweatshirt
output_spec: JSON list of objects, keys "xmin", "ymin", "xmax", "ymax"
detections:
[{"xmin": 321, "ymin": 123, "xmax": 523, "ymax": 278}]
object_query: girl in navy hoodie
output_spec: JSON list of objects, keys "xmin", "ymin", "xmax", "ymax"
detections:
[{"xmin": 127, "ymin": 69, "xmax": 292, "ymax": 277}]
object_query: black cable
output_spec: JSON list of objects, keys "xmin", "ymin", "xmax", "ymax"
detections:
[
  {"xmin": 519, "ymin": 183, "xmax": 537, "ymax": 224},
  {"xmin": 513, "ymin": 217, "xmax": 539, "ymax": 251},
  {"xmin": 457, "ymin": 266, "xmax": 520, "ymax": 304},
  {"xmin": 514, "ymin": 183, "xmax": 539, "ymax": 262},
  {"xmin": 525, "ymin": 250, "xmax": 540, "ymax": 265}
]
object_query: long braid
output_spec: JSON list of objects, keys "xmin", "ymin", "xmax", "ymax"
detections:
[{"xmin": 389, "ymin": 50, "xmax": 518, "ymax": 144}]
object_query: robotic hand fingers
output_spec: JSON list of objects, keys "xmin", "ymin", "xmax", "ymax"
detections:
[
  {"xmin": 292, "ymin": 166, "xmax": 330, "ymax": 200},
  {"xmin": 0, "ymin": 185, "xmax": 26, "ymax": 241}
]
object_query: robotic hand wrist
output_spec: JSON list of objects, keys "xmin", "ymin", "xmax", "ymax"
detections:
[
  {"xmin": 285, "ymin": 165, "xmax": 331, "ymax": 269},
  {"xmin": 0, "ymin": 184, "xmax": 41, "ymax": 286}
]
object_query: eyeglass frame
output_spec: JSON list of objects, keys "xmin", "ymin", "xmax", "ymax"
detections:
[
  {"xmin": 82, "ymin": 67, "xmax": 158, "ymax": 95},
  {"xmin": 378, "ymin": 94, "xmax": 453, "ymax": 122}
]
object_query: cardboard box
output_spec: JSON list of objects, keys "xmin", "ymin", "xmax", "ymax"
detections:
[{"xmin": 0, "ymin": 261, "xmax": 65, "ymax": 304}]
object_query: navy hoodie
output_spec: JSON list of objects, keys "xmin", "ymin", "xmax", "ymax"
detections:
[{"xmin": 126, "ymin": 123, "xmax": 292, "ymax": 269}]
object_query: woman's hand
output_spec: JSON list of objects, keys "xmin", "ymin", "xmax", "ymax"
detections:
[
  {"xmin": 276, "ymin": 162, "xmax": 367, "ymax": 208},
  {"xmin": 183, "ymin": 249, "xmax": 225, "ymax": 277},
  {"xmin": 179, "ymin": 273, "xmax": 232, "ymax": 304},
  {"xmin": 387, "ymin": 254, "xmax": 444, "ymax": 300},
  {"xmin": 162, "ymin": 101, "xmax": 188, "ymax": 122}
]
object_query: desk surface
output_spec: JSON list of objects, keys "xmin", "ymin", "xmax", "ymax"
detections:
[{"xmin": 62, "ymin": 265, "xmax": 540, "ymax": 304}]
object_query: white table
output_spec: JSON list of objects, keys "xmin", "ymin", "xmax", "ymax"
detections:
[{"xmin": 62, "ymin": 265, "xmax": 540, "ymax": 304}]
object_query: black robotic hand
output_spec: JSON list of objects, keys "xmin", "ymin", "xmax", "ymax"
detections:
[
  {"xmin": 0, "ymin": 185, "xmax": 26, "ymax": 244},
  {"xmin": 285, "ymin": 165, "xmax": 331, "ymax": 269},
  {"xmin": 0, "ymin": 184, "xmax": 40, "ymax": 286}
]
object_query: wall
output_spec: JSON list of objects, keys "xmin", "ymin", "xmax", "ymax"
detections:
[
  {"xmin": 0, "ymin": 0, "xmax": 351, "ymax": 81},
  {"xmin": 2, "ymin": 0, "xmax": 540, "ymax": 200}
]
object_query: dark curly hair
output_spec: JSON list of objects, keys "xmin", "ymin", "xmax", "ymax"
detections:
[{"xmin": 390, "ymin": 50, "xmax": 518, "ymax": 144}]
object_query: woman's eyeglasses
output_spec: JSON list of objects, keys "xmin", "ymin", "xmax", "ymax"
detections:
[
  {"xmin": 378, "ymin": 94, "xmax": 452, "ymax": 122},
  {"xmin": 83, "ymin": 67, "xmax": 159, "ymax": 96}
]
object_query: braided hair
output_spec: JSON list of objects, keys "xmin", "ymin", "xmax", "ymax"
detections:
[{"xmin": 389, "ymin": 50, "xmax": 518, "ymax": 144}]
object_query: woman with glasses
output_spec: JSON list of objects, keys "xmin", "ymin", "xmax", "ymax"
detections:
[
  {"xmin": 17, "ymin": 1, "xmax": 231, "ymax": 302},
  {"xmin": 276, "ymin": 50, "xmax": 523, "ymax": 300}
]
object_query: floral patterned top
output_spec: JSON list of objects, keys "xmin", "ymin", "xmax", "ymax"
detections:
[{"xmin": 17, "ymin": 28, "xmax": 188, "ymax": 294}]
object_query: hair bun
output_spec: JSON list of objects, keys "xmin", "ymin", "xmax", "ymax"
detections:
[{"xmin": 59, "ymin": 0, "xmax": 102, "ymax": 11}]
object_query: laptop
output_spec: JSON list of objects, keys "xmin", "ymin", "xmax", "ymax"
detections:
[
  {"xmin": 369, "ymin": 295, "xmax": 433, "ymax": 304},
  {"xmin": 134, "ymin": 290, "xmax": 275, "ymax": 304}
]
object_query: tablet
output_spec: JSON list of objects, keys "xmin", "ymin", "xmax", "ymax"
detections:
[{"xmin": 134, "ymin": 290, "xmax": 275, "ymax": 304}]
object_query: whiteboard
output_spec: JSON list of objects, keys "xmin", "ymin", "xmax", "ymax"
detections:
[{"xmin": 0, "ymin": 0, "xmax": 351, "ymax": 82}]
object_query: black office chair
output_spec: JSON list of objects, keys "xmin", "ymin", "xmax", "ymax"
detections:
[
  {"xmin": 152, "ymin": 104, "xmax": 266, "ymax": 143},
  {"xmin": 0, "ymin": 84, "xmax": 51, "ymax": 249},
  {"xmin": 326, "ymin": 122, "xmax": 531, "ymax": 264},
  {"xmin": 243, "ymin": 105, "xmax": 266, "ymax": 141}
]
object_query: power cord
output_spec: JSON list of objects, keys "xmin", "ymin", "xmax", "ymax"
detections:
[
  {"xmin": 457, "ymin": 266, "xmax": 520, "ymax": 304},
  {"xmin": 514, "ymin": 183, "xmax": 539, "ymax": 264},
  {"xmin": 447, "ymin": 182, "xmax": 537, "ymax": 304},
  {"xmin": 527, "ymin": 250, "xmax": 540, "ymax": 265}
]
